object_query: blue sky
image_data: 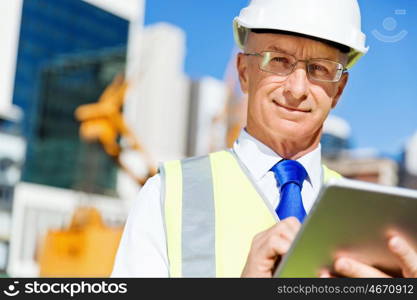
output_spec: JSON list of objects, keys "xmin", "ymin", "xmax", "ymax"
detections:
[{"xmin": 144, "ymin": 0, "xmax": 417, "ymax": 157}]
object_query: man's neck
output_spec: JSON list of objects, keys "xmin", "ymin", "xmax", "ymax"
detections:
[{"xmin": 246, "ymin": 127, "xmax": 321, "ymax": 160}]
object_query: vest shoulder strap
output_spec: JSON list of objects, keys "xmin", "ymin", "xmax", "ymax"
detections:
[
  {"xmin": 161, "ymin": 154, "xmax": 216, "ymax": 277},
  {"xmin": 322, "ymin": 164, "xmax": 342, "ymax": 183}
]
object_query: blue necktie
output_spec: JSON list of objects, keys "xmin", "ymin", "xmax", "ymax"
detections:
[{"xmin": 270, "ymin": 159, "xmax": 308, "ymax": 223}]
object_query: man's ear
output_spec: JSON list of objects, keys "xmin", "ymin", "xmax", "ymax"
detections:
[
  {"xmin": 237, "ymin": 53, "xmax": 249, "ymax": 94},
  {"xmin": 331, "ymin": 72, "xmax": 349, "ymax": 108}
]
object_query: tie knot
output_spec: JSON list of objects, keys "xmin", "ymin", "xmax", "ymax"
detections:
[{"xmin": 270, "ymin": 159, "xmax": 307, "ymax": 188}]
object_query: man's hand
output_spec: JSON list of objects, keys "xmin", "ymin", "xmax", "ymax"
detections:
[
  {"xmin": 241, "ymin": 217, "xmax": 301, "ymax": 277},
  {"xmin": 320, "ymin": 235, "xmax": 417, "ymax": 278}
]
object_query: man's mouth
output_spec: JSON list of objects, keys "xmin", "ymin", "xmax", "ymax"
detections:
[{"xmin": 272, "ymin": 99, "xmax": 311, "ymax": 113}]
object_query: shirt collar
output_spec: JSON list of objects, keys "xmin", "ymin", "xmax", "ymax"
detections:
[{"xmin": 233, "ymin": 129, "xmax": 322, "ymax": 188}]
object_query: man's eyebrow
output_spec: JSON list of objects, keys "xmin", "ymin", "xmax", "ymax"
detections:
[
  {"xmin": 265, "ymin": 45, "xmax": 292, "ymax": 54},
  {"xmin": 264, "ymin": 45, "xmax": 342, "ymax": 62}
]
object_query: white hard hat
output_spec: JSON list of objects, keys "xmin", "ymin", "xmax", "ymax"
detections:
[{"xmin": 233, "ymin": 0, "xmax": 369, "ymax": 69}]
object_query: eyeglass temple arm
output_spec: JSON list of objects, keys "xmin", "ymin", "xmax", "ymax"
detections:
[{"xmin": 243, "ymin": 52, "xmax": 261, "ymax": 57}]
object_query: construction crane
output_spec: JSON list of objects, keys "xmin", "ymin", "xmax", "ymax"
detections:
[{"xmin": 75, "ymin": 74, "xmax": 156, "ymax": 186}]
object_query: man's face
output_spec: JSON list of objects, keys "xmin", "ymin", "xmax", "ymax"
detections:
[{"xmin": 237, "ymin": 32, "xmax": 349, "ymax": 150}]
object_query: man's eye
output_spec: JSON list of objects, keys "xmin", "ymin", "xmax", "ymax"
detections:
[
  {"xmin": 310, "ymin": 64, "xmax": 329, "ymax": 74},
  {"xmin": 271, "ymin": 56, "xmax": 289, "ymax": 64}
]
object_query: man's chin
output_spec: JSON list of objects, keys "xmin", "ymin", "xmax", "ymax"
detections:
[
  {"xmin": 270, "ymin": 124, "xmax": 314, "ymax": 141},
  {"xmin": 271, "ymin": 120, "xmax": 305, "ymax": 134}
]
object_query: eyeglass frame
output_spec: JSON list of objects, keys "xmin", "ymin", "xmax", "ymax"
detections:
[{"xmin": 243, "ymin": 51, "xmax": 347, "ymax": 83}]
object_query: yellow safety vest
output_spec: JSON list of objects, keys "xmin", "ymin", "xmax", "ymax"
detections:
[{"xmin": 161, "ymin": 150, "xmax": 341, "ymax": 277}]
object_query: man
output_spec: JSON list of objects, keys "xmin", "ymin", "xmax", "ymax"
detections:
[{"xmin": 112, "ymin": 0, "xmax": 417, "ymax": 277}]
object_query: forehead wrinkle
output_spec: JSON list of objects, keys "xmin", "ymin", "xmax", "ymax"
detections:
[{"xmin": 248, "ymin": 33, "xmax": 344, "ymax": 64}]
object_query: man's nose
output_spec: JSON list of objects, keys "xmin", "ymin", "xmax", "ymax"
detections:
[{"xmin": 283, "ymin": 64, "xmax": 308, "ymax": 102}]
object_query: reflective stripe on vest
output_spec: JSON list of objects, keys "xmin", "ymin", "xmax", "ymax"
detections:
[{"xmin": 162, "ymin": 150, "xmax": 342, "ymax": 277}]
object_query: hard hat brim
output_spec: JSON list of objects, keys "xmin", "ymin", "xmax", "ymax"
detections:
[{"xmin": 233, "ymin": 18, "xmax": 368, "ymax": 69}]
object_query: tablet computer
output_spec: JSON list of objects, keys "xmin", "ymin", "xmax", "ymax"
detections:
[{"xmin": 274, "ymin": 178, "xmax": 417, "ymax": 278}]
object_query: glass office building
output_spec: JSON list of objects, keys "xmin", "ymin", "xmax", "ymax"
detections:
[{"xmin": 12, "ymin": 0, "xmax": 129, "ymax": 195}]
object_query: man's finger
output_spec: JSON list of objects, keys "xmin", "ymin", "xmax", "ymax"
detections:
[
  {"xmin": 281, "ymin": 217, "xmax": 302, "ymax": 233},
  {"xmin": 274, "ymin": 217, "xmax": 301, "ymax": 239},
  {"xmin": 388, "ymin": 236, "xmax": 417, "ymax": 278},
  {"xmin": 318, "ymin": 269, "xmax": 334, "ymax": 278},
  {"xmin": 250, "ymin": 226, "xmax": 292, "ymax": 258},
  {"xmin": 334, "ymin": 257, "xmax": 391, "ymax": 278},
  {"xmin": 242, "ymin": 222, "xmax": 298, "ymax": 277},
  {"xmin": 272, "ymin": 237, "xmax": 291, "ymax": 256}
]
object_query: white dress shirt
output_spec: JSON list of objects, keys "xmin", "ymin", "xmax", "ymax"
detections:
[{"xmin": 111, "ymin": 130, "xmax": 323, "ymax": 277}]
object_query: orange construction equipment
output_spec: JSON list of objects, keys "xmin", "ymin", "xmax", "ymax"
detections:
[
  {"xmin": 75, "ymin": 74, "xmax": 156, "ymax": 185},
  {"xmin": 37, "ymin": 207, "xmax": 122, "ymax": 277}
]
